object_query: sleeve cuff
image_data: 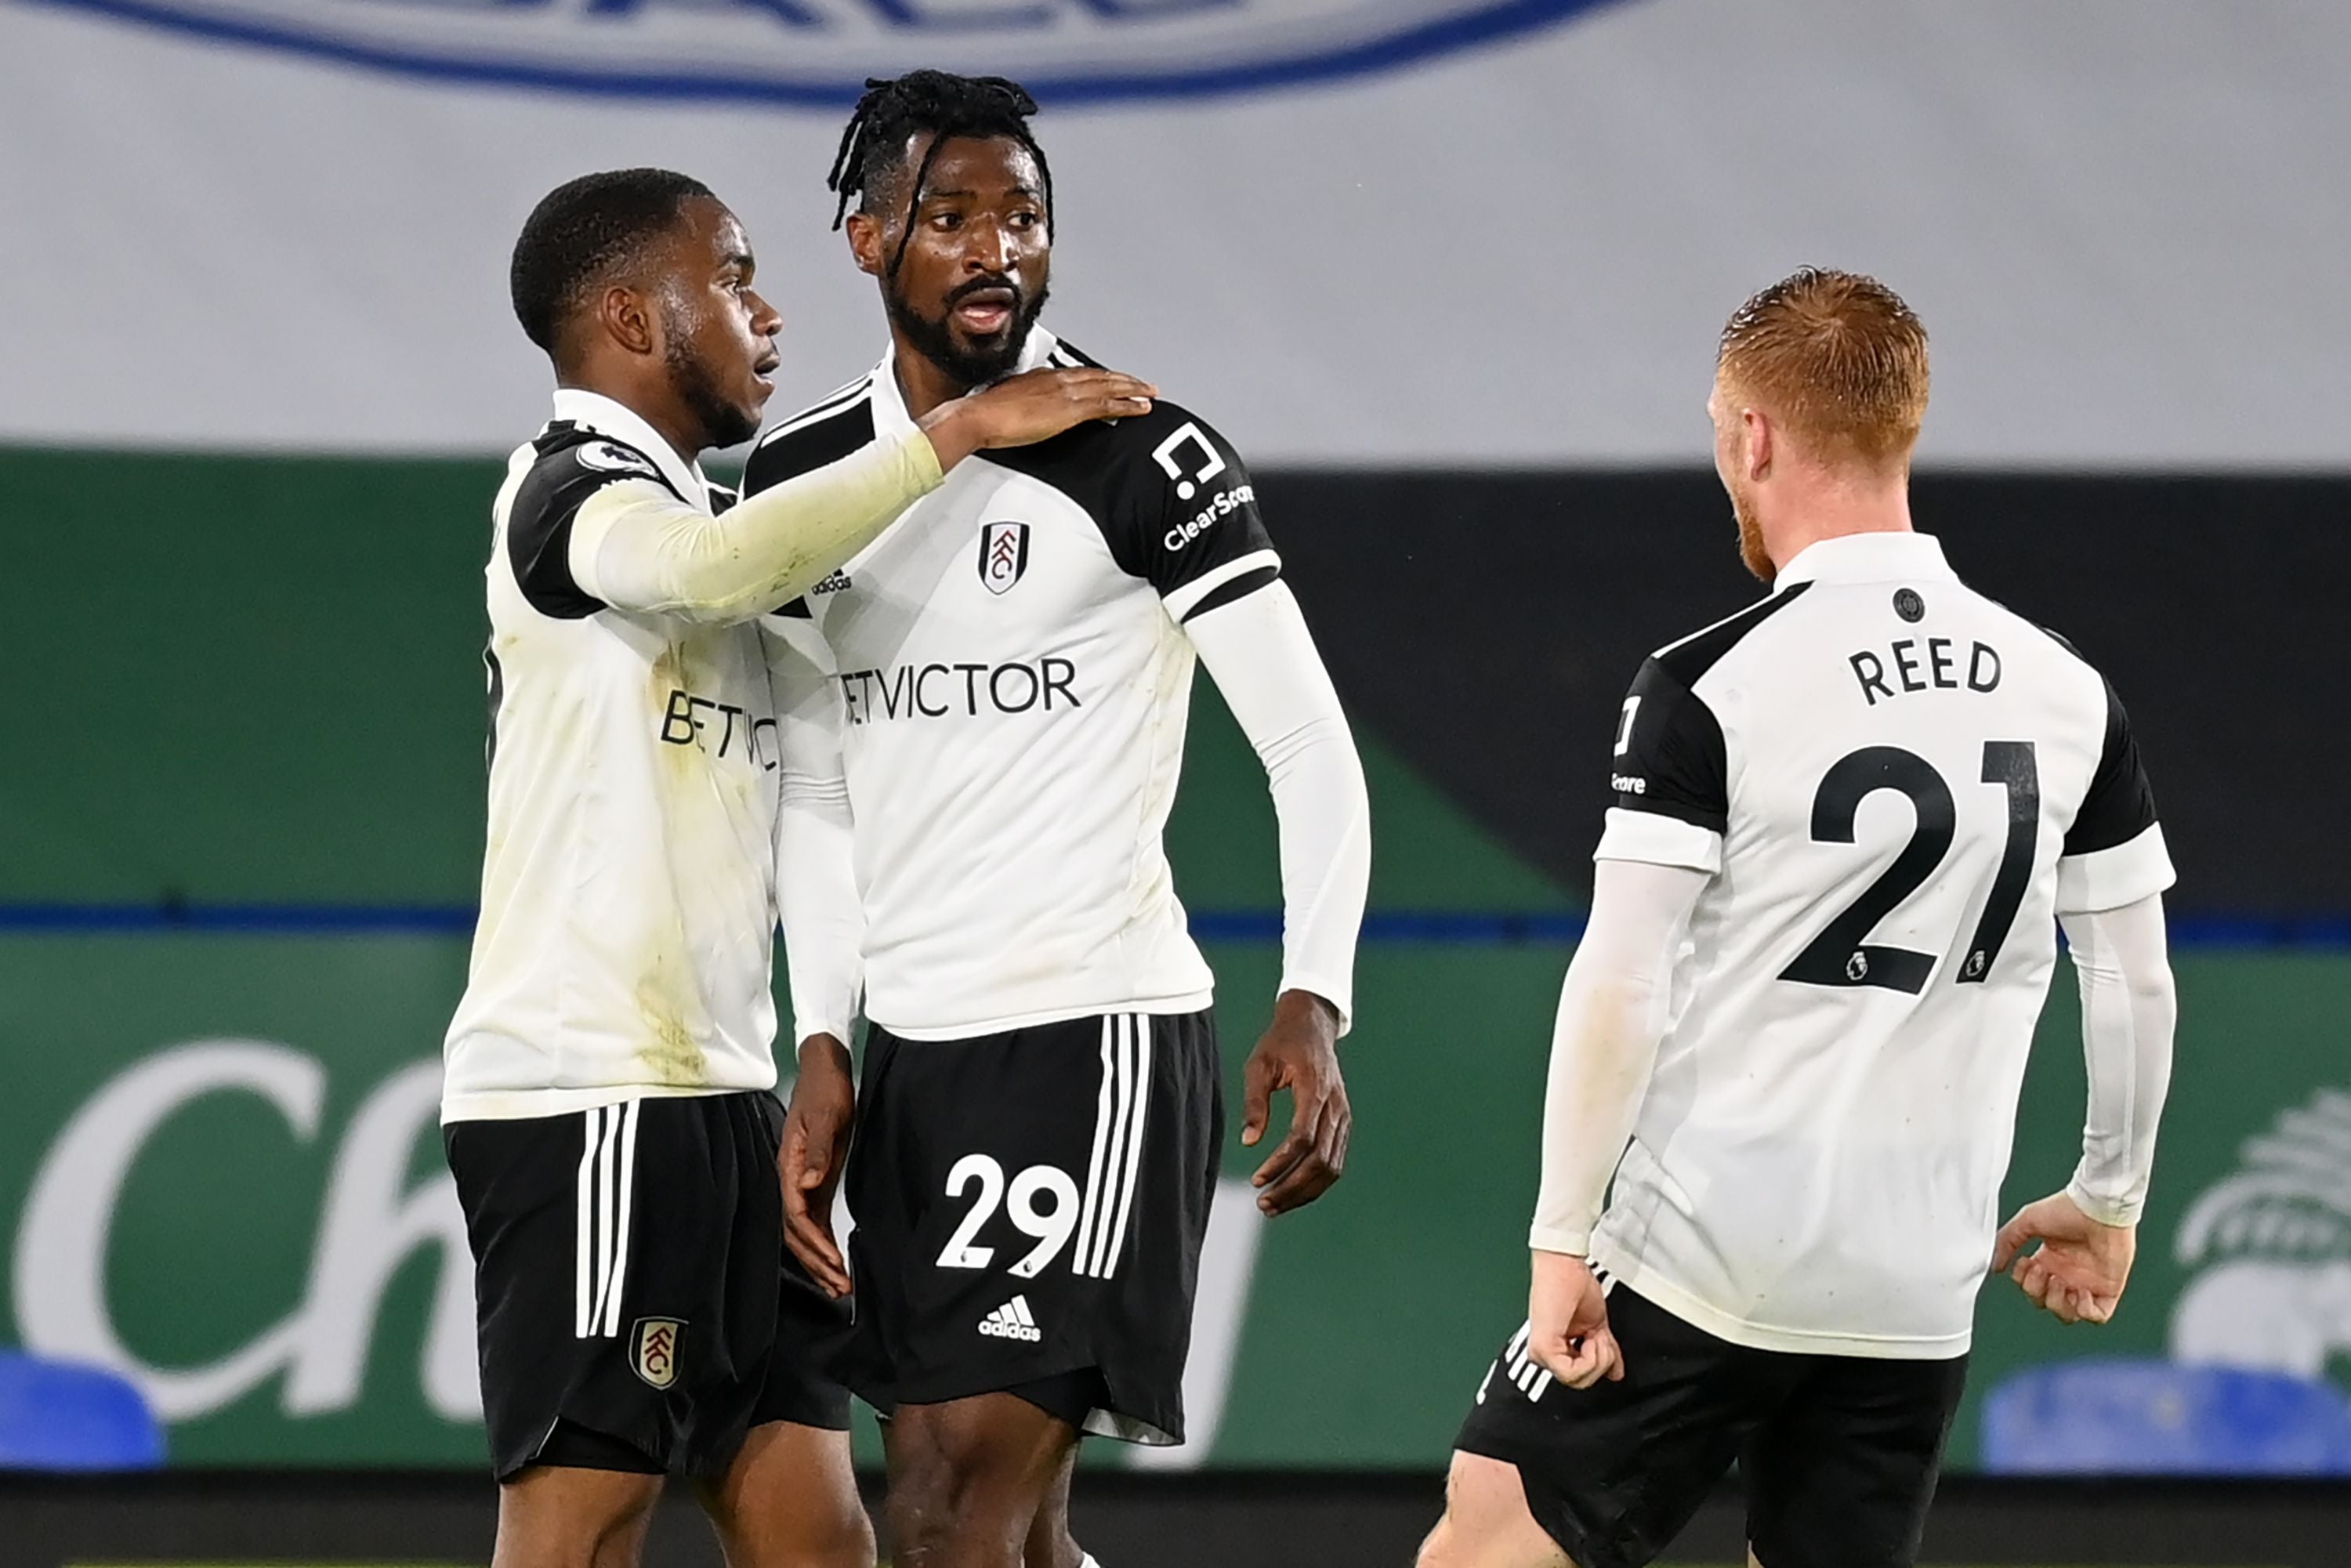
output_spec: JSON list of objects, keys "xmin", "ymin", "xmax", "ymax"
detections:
[
  {"xmin": 2067, "ymin": 1171, "xmax": 2145, "ymax": 1229},
  {"xmin": 1278, "ymin": 973, "xmax": 1353, "ymax": 1039},
  {"xmin": 2056, "ymin": 823, "xmax": 2175, "ymax": 915},
  {"xmin": 1528, "ymin": 1223, "xmax": 1594, "ymax": 1256},
  {"xmin": 1594, "ymin": 806, "xmax": 1724, "ymax": 875}
]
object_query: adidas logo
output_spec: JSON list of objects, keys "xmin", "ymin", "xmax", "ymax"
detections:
[
  {"xmin": 811, "ymin": 570, "xmax": 853, "ymax": 596},
  {"xmin": 978, "ymin": 1295, "xmax": 1042, "ymax": 1342}
]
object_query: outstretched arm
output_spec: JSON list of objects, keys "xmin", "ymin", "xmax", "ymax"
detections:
[
  {"xmin": 1186, "ymin": 582, "xmax": 1371, "ymax": 1215},
  {"xmin": 575, "ymin": 434, "xmax": 943, "ymax": 625},
  {"xmin": 578, "ymin": 366, "xmax": 1157, "ymax": 624}
]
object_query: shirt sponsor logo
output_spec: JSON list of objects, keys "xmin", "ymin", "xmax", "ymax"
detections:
[
  {"xmin": 68, "ymin": 4, "xmax": 1608, "ymax": 107},
  {"xmin": 1610, "ymin": 773, "xmax": 1647, "ymax": 795},
  {"xmin": 978, "ymin": 521, "xmax": 1031, "ymax": 596},
  {"xmin": 660, "ymin": 689, "xmax": 778, "ymax": 769},
  {"xmin": 1165, "ymin": 483, "xmax": 1256, "ymax": 552},
  {"xmin": 838, "ymin": 659, "xmax": 1081, "ymax": 725}
]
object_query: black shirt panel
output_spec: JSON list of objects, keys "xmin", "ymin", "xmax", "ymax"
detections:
[
  {"xmin": 981, "ymin": 397, "xmax": 1279, "ymax": 604},
  {"xmin": 1610, "ymin": 656, "xmax": 1731, "ymax": 834},
  {"xmin": 741, "ymin": 399, "xmax": 880, "ymax": 494},
  {"xmin": 506, "ymin": 424, "xmax": 683, "ymax": 621},
  {"xmin": 2064, "ymin": 675, "xmax": 2162, "ymax": 856}
]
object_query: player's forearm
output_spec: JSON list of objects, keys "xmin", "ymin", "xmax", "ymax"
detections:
[
  {"xmin": 575, "ymin": 431, "xmax": 943, "ymax": 622},
  {"xmin": 765, "ymin": 622, "xmax": 866, "ymax": 1042},
  {"xmin": 2059, "ymin": 893, "xmax": 2177, "ymax": 1226},
  {"xmin": 777, "ymin": 787, "xmax": 866, "ymax": 1046},
  {"xmin": 1186, "ymin": 584, "xmax": 1371, "ymax": 1031},
  {"xmin": 1530, "ymin": 859, "xmax": 1707, "ymax": 1255}
]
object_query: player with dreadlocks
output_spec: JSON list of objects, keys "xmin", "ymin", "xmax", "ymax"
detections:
[{"xmin": 744, "ymin": 71, "xmax": 1373, "ymax": 1568}]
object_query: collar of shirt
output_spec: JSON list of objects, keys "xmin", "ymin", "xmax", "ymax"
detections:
[
  {"xmin": 1774, "ymin": 530, "xmax": 1955, "ymax": 590},
  {"xmin": 867, "ymin": 324, "xmax": 1065, "ymax": 436},
  {"xmin": 548, "ymin": 388, "xmax": 711, "ymax": 512}
]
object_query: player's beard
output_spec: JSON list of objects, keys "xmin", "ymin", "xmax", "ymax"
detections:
[
  {"xmin": 664, "ymin": 304, "xmax": 762, "ymax": 452},
  {"xmin": 1731, "ymin": 482, "xmax": 1775, "ymax": 583},
  {"xmin": 889, "ymin": 273, "xmax": 1051, "ymax": 389}
]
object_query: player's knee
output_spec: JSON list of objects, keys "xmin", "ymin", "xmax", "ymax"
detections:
[{"xmin": 883, "ymin": 1446, "xmax": 1011, "ymax": 1566}]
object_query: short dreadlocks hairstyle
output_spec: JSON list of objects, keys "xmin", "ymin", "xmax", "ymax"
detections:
[
  {"xmin": 827, "ymin": 71, "xmax": 1053, "ymax": 275},
  {"xmin": 510, "ymin": 168, "xmax": 715, "ymax": 353}
]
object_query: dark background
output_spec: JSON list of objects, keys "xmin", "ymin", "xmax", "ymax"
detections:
[{"xmin": 1269, "ymin": 471, "xmax": 2349, "ymax": 916}]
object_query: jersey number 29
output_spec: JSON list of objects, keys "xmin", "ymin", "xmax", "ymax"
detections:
[{"xmin": 1780, "ymin": 741, "xmax": 2038, "ymax": 993}]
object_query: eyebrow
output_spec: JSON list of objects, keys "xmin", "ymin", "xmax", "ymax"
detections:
[
  {"xmin": 721, "ymin": 251, "xmax": 754, "ymax": 272},
  {"xmin": 918, "ymin": 185, "xmax": 1040, "ymax": 202}
]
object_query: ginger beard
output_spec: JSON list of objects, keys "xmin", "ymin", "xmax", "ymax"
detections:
[
  {"xmin": 1712, "ymin": 378, "xmax": 1776, "ymax": 584},
  {"xmin": 1731, "ymin": 475, "xmax": 1773, "ymax": 584}
]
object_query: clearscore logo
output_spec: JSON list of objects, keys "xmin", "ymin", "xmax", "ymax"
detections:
[{"xmin": 65, "ymin": 2, "xmax": 1614, "ymax": 107}]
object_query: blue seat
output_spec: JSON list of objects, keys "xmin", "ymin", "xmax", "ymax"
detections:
[
  {"xmin": 0, "ymin": 1350, "xmax": 166, "ymax": 1471},
  {"xmin": 1981, "ymin": 1357, "xmax": 2351, "ymax": 1474}
]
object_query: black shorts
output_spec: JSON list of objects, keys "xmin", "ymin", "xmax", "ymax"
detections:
[
  {"xmin": 444, "ymin": 1091, "xmax": 851, "ymax": 1482},
  {"xmin": 841, "ymin": 1009, "xmax": 1223, "ymax": 1446},
  {"xmin": 1454, "ymin": 1286, "xmax": 1968, "ymax": 1568}
]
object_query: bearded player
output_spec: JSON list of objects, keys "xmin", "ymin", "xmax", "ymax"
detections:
[
  {"xmin": 1420, "ymin": 270, "xmax": 2178, "ymax": 1568},
  {"xmin": 743, "ymin": 72, "xmax": 1371, "ymax": 1568}
]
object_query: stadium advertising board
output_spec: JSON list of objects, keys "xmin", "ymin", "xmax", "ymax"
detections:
[
  {"xmin": 4, "ymin": 932, "xmax": 2349, "ymax": 1472},
  {"xmin": 25, "ymin": 0, "xmax": 1611, "ymax": 103}
]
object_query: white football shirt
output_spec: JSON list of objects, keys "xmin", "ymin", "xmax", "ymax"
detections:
[
  {"xmin": 741, "ymin": 331, "xmax": 1288, "ymax": 1038},
  {"xmin": 441, "ymin": 390, "xmax": 784, "ymax": 1121},
  {"xmin": 1588, "ymin": 531, "xmax": 2173, "ymax": 1358}
]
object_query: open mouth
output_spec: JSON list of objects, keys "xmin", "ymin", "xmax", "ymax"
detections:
[
  {"xmin": 951, "ymin": 287, "xmax": 1018, "ymax": 336},
  {"xmin": 752, "ymin": 353, "xmax": 781, "ymax": 388}
]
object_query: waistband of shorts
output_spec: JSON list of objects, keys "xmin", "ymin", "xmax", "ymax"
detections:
[
  {"xmin": 871, "ymin": 992, "xmax": 1215, "ymax": 1043},
  {"xmin": 440, "ymin": 1081, "xmax": 759, "ymax": 1124}
]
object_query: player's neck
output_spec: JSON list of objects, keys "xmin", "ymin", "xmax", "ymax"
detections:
[
  {"xmin": 889, "ymin": 331, "xmax": 975, "ymax": 423},
  {"xmin": 558, "ymin": 368, "xmax": 705, "ymax": 468},
  {"xmin": 1766, "ymin": 483, "xmax": 1914, "ymax": 574}
]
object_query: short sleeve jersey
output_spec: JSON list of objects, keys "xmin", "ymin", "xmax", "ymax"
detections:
[
  {"xmin": 1588, "ymin": 531, "xmax": 2173, "ymax": 1359},
  {"xmin": 741, "ymin": 329, "xmax": 1281, "ymax": 1037},
  {"xmin": 441, "ymin": 389, "xmax": 786, "ymax": 1121}
]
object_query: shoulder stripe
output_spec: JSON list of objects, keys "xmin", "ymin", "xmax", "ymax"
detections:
[
  {"xmin": 769, "ymin": 373, "xmax": 874, "ymax": 436},
  {"xmin": 741, "ymin": 397, "xmax": 879, "ymax": 496},
  {"xmin": 1651, "ymin": 581, "xmax": 1813, "ymax": 687}
]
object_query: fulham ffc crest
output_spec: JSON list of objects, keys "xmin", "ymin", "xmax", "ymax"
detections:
[
  {"xmin": 632, "ymin": 1317, "xmax": 683, "ymax": 1390},
  {"xmin": 979, "ymin": 521, "xmax": 1031, "ymax": 596}
]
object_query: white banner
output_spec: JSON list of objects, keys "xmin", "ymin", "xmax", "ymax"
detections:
[{"xmin": 2, "ymin": 0, "xmax": 2346, "ymax": 465}]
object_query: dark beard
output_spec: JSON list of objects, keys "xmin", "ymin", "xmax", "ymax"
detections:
[
  {"xmin": 888, "ymin": 275, "xmax": 1051, "ymax": 389},
  {"xmin": 665, "ymin": 334, "xmax": 759, "ymax": 451}
]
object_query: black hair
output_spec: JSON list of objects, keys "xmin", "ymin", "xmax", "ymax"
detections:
[
  {"xmin": 509, "ymin": 168, "xmax": 716, "ymax": 353},
  {"xmin": 826, "ymin": 71, "xmax": 1053, "ymax": 275}
]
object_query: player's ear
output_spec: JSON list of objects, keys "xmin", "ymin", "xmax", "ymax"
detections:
[
  {"xmin": 598, "ymin": 284, "xmax": 659, "ymax": 359},
  {"xmin": 1742, "ymin": 407, "xmax": 1773, "ymax": 480},
  {"xmin": 844, "ymin": 210, "xmax": 888, "ymax": 281}
]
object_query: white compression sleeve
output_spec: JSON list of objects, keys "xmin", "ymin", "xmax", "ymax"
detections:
[
  {"xmin": 763, "ymin": 621, "xmax": 865, "ymax": 1046},
  {"xmin": 1529, "ymin": 858, "xmax": 1710, "ymax": 1256},
  {"xmin": 1184, "ymin": 581, "xmax": 1371, "ymax": 1032},
  {"xmin": 2058, "ymin": 893, "xmax": 2178, "ymax": 1226},
  {"xmin": 571, "ymin": 430, "xmax": 943, "ymax": 624}
]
